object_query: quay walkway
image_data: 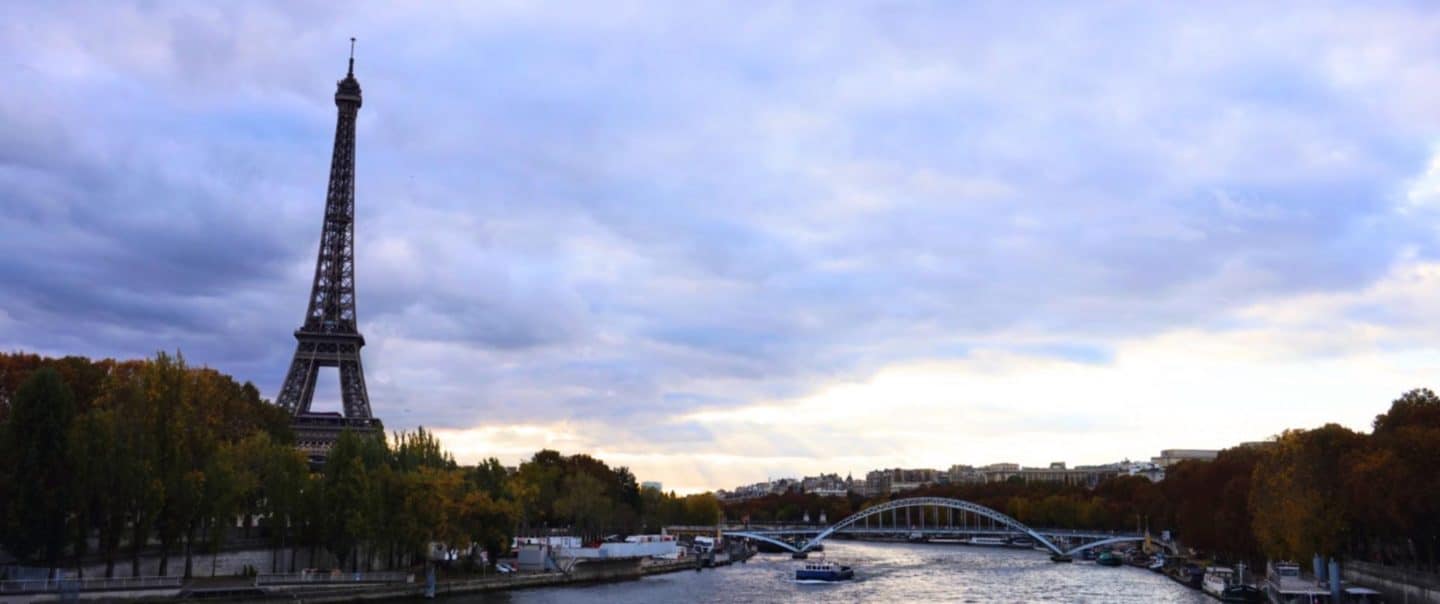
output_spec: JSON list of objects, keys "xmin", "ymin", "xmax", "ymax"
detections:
[{"xmin": 0, "ymin": 557, "xmax": 714, "ymax": 602}]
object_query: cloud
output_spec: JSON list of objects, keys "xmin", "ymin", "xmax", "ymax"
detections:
[{"xmin": 4, "ymin": 2, "xmax": 1440, "ymax": 490}]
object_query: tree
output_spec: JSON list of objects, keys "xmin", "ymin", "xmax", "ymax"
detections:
[
  {"xmin": 555, "ymin": 472, "xmax": 614, "ymax": 535},
  {"xmin": 1360, "ymin": 389, "xmax": 1440, "ymax": 565},
  {"xmin": 456, "ymin": 488, "xmax": 517, "ymax": 563},
  {"xmin": 324, "ymin": 429, "xmax": 388, "ymax": 570},
  {"xmin": 682, "ymin": 493, "xmax": 722, "ymax": 525},
  {"xmin": 254, "ymin": 434, "xmax": 309, "ymax": 572},
  {"xmin": 512, "ymin": 450, "xmax": 566, "ymax": 527},
  {"xmin": 1, "ymin": 367, "xmax": 78, "ymax": 570},
  {"xmin": 202, "ymin": 439, "xmax": 257, "ymax": 576},
  {"xmin": 393, "ymin": 427, "xmax": 454, "ymax": 471},
  {"xmin": 1160, "ymin": 447, "xmax": 1261, "ymax": 560},
  {"xmin": 1250, "ymin": 425, "xmax": 1364, "ymax": 561},
  {"xmin": 68, "ymin": 407, "xmax": 127, "ymax": 576},
  {"xmin": 466, "ymin": 457, "xmax": 509, "ymax": 500}
]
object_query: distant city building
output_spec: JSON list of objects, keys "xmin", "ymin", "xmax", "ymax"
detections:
[
  {"xmin": 800, "ymin": 473, "xmax": 849, "ymax": 497},
  {"xmin": 889, "ymin": 468, "xmax": 941, "ymax": 492},
  {"xmin": 641, "ymin": 481, "xmax": 663, "ymax": 492},
  {"xmin": 717, "ymin": 445, "xmax": 1245, "ymax": 501},
  {"xmin": 859, "ymin": 468, "xmax": 944, "ymax": 495},
  {"xmin": 864, "ymin": 469, "xmax": 891, "ymax": 496},
  {"xmin": 947, "ymin": 464, "xmax": 986, "ymax": 484},
  {"xmin": 979, "ymin": 462, "xmax": 1022, "ymax": 483},
  {"xmin": 979, "ymin": 462, "xmax": 1122, "ymax": 487},
  {"xmin": 1151, "ymin": 449, "xmax": 1220, "ymax": 467}
]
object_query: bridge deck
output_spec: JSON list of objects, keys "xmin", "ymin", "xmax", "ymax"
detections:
[
  {"xmin": 674, "ymin": 497, "xmax": 1168, "ymax": 556},
  {"xmin": 727, "ymin": 527, "xmax": 1137, "ymax": 541}
]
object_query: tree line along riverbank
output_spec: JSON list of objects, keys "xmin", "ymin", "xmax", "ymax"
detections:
[
  {"xmin": 724, "ymin": 391, "xmax": 1440, "ymax": 571},
  {"xmin": 3, "ymin": 350, "xmax": 1438, "ymax": 581},
  {"xmin": 0, "ymin": 351, "xmax": 720, "ymax": 578}
]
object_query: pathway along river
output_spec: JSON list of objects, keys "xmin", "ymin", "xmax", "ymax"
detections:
[{"xmin": 459, "ymin": 541, "xmax": 1212, "ymax": 603}]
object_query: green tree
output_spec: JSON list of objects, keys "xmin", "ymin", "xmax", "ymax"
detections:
[
  {"xmin": 1, "ymin": 366, "xmax": 77, "ymax": 570},
  {"xmin": 555, "ymin": 472, "xmax": 613, "ymax": 534},
  {"xmin": 254, "ymin": 434, "xmax": 309, "ymax": 572},
  {"xmin": 456, "ymin": 487, "xmax": 518, "ymax": 563},
  {"xmin": 74, "ymin": 406, "xmax": 131, "ymax": 577},
  {"xmin": 2, "ymin": 367, "xmax": 78, "ymax": 569},
  {"xmin": 466, "ymin": 457, "xmax": 509, "ymax": 500},
  {"xmin": 393, "ymin": 427, "xmax": 454, "ymax": 471},
  {"xmin": 202, "ymin": 439, "xmax": 257, "ymax": 576},
  {"xmin": 324, "ymin": 429, "xmax": 388, "ymax": 570},
  {"xmin": 682, "ymin": 493, "xmax": 722, "ymax": 525}
]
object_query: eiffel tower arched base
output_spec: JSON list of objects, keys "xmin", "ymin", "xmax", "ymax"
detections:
[{"xmin": 291, "ymin": 412, "xmax": 382, "ymax": 469}]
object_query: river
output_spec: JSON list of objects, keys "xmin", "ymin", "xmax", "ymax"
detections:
[{"xmin": 457, "ymin": 541, "xmax": 1212, "ymax": 603}]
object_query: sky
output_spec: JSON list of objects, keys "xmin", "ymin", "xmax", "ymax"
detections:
[{"xmin": 6, "ymin": 2, "xmax": 1440, "ymax": 492}]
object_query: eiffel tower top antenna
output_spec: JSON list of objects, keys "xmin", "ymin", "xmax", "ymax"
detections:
[{"xmin": 348, "ymin": 37, "xmax": 356, "ymax": 77}]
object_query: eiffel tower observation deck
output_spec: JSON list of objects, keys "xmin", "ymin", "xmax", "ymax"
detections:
[{"xmin": 275, "ymin": 40, "xmax": 381, "ymax": 465}]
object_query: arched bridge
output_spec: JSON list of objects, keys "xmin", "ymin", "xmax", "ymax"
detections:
[{"xmin": 722, "ymin": 497, "xmax": 1172, "ymax": 557}]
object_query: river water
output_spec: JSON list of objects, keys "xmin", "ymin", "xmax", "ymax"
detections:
[{"xmin": 460, "ymin": 541, "xmax": 1212, "ymax": 603}]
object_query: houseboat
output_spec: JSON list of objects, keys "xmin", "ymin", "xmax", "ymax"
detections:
[
  {"xmin": 1203, "ymin": 567, "xmax": 1236, "ymax": 598},
  {"xmin": 1264, "ymin": 561, "xmax": 1330, "ymax": 603}
]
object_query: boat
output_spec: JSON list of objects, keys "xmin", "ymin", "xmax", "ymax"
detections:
[
  {"xmin": 1221, "ymin": 584, "xmax": 1264, "ymax": 603},
  {"xmin": 1050, "ymin": 554, "xmax": 1073, "ymax": 563},
  {"xmin": 1342, "ymin": 586, "xmax": 1384, "ymax": 603},
  {"xmin": 692, "ymin": 536, "xmax": 716, "ymax": 555},
  {"xmin": 1216, "ymin": 562, "xmax": 1265, "ymax": 603},
  {"xmin": 1148, "ymin": 554, "xmax": 1165, "ymax": 572},
  {"xmin": 1264, "ymin": 561, "xmax": 1331, "ymax": 603},
  {"xmin": 968, "ymin": 536, "xmax": 1008, "ymax": 547},
  {"xmin": 795, "ymin": 560, "xmax": 854, "ymax": 582},
  {"xmin": 1096, "ymin": 551, "xmax": 1123, "ymax": 567},
  {"xmin": 1203, "ymin": 567, "xmax": 1236, "ymax": 598}
]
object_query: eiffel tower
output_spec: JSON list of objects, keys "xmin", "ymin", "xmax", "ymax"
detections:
[{"xmin": 276, "ymin": 40, "xmax": 381, "ymax": 463}]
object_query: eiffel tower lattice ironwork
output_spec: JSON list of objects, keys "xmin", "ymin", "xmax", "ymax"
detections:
[{"xmin": 275, "ymin": 42, "xmax": 380, "ymax": 458}]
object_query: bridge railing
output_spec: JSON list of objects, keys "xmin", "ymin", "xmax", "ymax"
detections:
[
  {"xmin": 735, "ymin": 527, "xmax": 1137, "ymax": 539},
  {"xmin": 0, "ymin": 575, "xmax": 183, "ymax": 594}
]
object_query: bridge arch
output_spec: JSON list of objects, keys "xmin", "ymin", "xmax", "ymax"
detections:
[
  {"xmin": 795, "ymin": 497, "xmax": 1064, "ymax": 555},
  {"xmin": 1063, "ymin": 535, "xmax": 1177, "ymax": 557},
  {"xmin": 725, "ymin": 531, "xmax": 807, "ymax": 553}
]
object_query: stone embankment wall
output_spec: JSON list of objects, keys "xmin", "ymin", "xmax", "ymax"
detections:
[
  {"xmin": 77, "ymin": 548, "xmax": 343, "ymax": 579},
  {"xmin": 1344, "ymin": 560, "xmax": 1440, "ymax": 604},
  {"xmin": 289, "ymin": 558, "xmax": 651, "ymax": 603}
]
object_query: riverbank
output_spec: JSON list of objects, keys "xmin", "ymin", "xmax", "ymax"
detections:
[
  {"xmin": 285, "ymin": 556, "xmax": 725, "ymax": 602},
  {"xmin": 0, "ymin": 556, "xmax": 726, "ymax": 602},
  {"xmin": 1343, "ymin": 560, "xmax": 1440, "ymax": 604}
]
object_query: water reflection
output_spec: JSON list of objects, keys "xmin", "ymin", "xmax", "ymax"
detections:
[{"xmin": 458, "ymin": 540, "xmax": 1212, "ymax": 603}]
